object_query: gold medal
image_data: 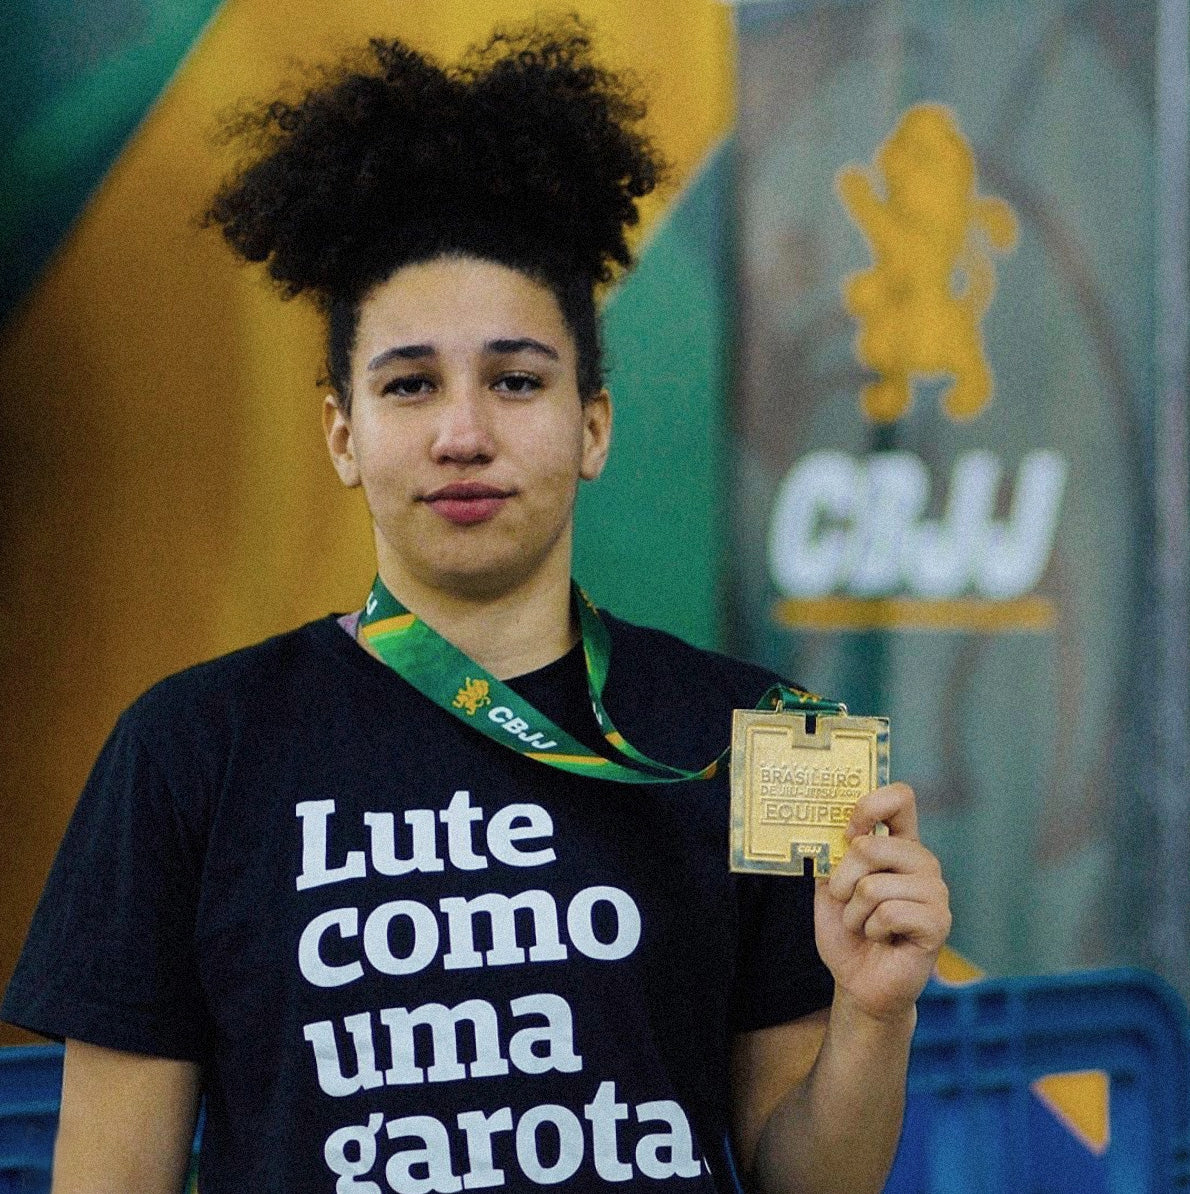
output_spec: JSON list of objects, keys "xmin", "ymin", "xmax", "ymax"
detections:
[{"xmin": 729, "ymin": 711, "xmax": 889, "ymax": 876}]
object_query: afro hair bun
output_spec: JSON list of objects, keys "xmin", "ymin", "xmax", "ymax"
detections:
[{"xmin": 204, "ymin": 18, "xmax": 666, "ymax": 309}]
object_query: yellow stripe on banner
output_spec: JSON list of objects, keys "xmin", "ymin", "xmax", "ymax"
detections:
[
  {"xmin": 773, "ymin": 596, "xmax": 1058, "ymax": 634},
  {"xmin": 362, "ymin": 614, "xmax": 417, "ymax": 639},
  {"xmin": 526, "ymin": 753, "xmax": 611, "ymax": 766},
  {"xmin": 605, "ymin": 731, "xmax": 627, "ymax": 748}
]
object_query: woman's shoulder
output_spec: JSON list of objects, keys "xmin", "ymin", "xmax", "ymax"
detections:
[{"xmin": 122, "ymin": 615, "xmax": 347, "ymax": 753}]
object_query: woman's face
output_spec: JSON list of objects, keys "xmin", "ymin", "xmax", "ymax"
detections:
[{"xmin": 324, "ymin": 255, "xmax": 611, "ymax": 603}]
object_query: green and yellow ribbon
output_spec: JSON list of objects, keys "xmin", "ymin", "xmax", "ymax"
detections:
[{"xmin": 359, "ymin": 576, "xmax": 845, "ymax": 784}]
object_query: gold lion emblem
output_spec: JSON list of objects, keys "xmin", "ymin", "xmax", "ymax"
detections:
[
  {"xmin": 836, "ymin": 103, "xmax": 1018, "ymax": 423},
  {"xmin": 452, "ymin": 678, "xmax": 492, "ymax": 716}
]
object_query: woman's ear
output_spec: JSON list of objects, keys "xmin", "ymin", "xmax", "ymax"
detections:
[
  {"xmin": 323, "ymin": 393, "xmax": 361, "ymax": 487},
  {"xmin": 580, "ymin": 389, "xmax": 613, "ymax": 481}
]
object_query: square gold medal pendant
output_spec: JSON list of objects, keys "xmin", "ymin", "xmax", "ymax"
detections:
[{"xmin": 729, "ymin": 711, "xmax": 889, "ymax": 877}]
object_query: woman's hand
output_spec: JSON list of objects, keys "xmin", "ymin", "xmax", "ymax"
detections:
[{"xmin": 814, "ymin": 782, "xmax": 951, "ymax": 1023}]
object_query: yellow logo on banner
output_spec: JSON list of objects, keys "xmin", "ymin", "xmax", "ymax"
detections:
[
  {"xmin": 836, "ymin": 103, "xmax": 1018, "ymax": 423},
  {"xmin": 452, "ymin": 678, "xmax": 491, "ymax": 716}
]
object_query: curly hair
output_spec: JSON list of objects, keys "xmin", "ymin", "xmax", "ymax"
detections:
[{"xmin": 204, "ymin": 19, "xmax": 665, "ymax": 407}]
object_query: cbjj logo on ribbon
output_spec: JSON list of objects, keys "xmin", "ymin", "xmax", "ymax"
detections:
[
  {"xmin": 452, "ymin": 679, "xmax": 492, "ymax": 716},
  {"xmin": 768, "ymin": 103, "xmax": 1066, "ymax": 634}
]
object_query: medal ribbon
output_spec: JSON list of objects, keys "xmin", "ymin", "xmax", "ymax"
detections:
[{"xmin": 358, "ymin": 576, "xmax": 846, "ymax": 784}]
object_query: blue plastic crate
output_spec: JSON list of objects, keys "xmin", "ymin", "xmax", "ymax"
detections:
[
  {"xmin": 0, "ymin": 1044, "xmax": 62, "ymax": 1194},
  {"xmin": 885, "ymin": 968, "xmax": 1190, "ymax": 1193}
]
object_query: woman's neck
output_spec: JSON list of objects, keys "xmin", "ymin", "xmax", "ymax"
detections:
[{"xmin": 369, "ymin": 562, "xmax": 578, "ymax": 681}]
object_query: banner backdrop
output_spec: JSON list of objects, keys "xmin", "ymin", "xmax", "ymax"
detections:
[
  {"xmin": 733, "ymin": 1, "xmax": 1169, "ymax": 982},
  {"xmin": 0, "ymin": 0, "xmax": 734, "ymax": 1045}
]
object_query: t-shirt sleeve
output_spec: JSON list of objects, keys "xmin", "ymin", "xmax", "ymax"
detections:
[
  {"xmin": 1, "ymin": 711, "xmax": 211, "ymax": 1061},
  {"xmin": 730, "ymin": 872, "xmax": 834, "ymax": 1033}
]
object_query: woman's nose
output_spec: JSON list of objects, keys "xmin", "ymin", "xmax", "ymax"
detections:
[{"xmin": 430, "ymin": 385, "xmax": 496, "ymax": 463}]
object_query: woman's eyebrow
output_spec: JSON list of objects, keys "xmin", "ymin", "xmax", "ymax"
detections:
[
  {"xmin": 367, "ymin": 343, "xmax": 434, "ymax": 371},
  {"xmin": 486, "ymin": 337, "xmax": 559, "ymax": 360},
  {"xmin": 366, "ymin": 338, "xmax": 559, "ymax": 372}
]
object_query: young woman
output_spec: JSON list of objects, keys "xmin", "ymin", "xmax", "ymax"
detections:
[{"xmin": 3, "ymin": 22, "xmax": 949, "ymax": 1194}]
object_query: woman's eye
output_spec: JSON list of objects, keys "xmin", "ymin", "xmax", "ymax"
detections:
[
  {"xmin": 494, "ymin": 373, "xmax": 541, "ymax": 395},
  {"xmin": 382, "ymin": 375, "xmax": 433, "ymax": 398}
]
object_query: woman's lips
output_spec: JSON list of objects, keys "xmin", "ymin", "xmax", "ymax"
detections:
[{"xmin": 422, "ymin": 483, "xmax": 513, "ymax": 526}]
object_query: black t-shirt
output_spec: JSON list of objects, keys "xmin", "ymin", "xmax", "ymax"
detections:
[{"xmin": 3, "ymin": 613, "xmax": 832, "ymax": 1192}]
